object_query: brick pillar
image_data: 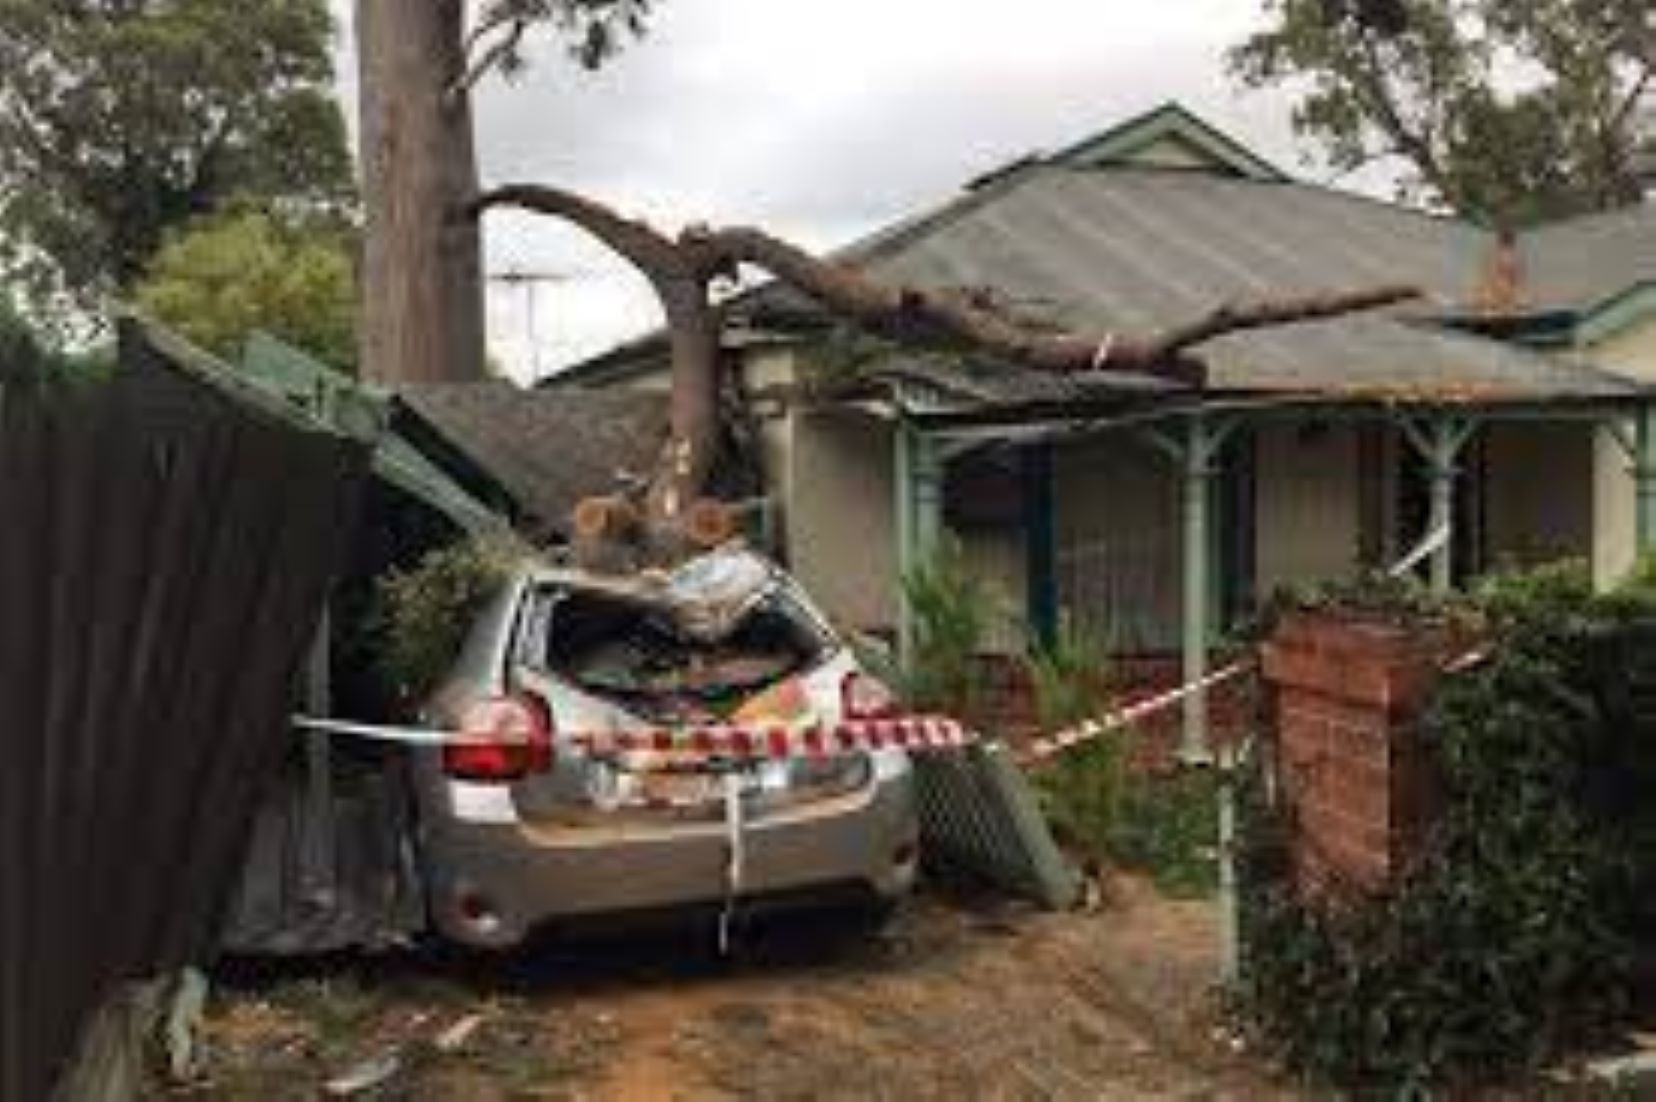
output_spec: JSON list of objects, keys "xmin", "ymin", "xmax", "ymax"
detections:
[{"xmin": 1260, "ymin": 612, "xmax": 1450, "ymax": 895}]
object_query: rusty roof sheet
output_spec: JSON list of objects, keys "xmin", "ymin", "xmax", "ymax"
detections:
[{"xmin": 1520, "ymin": 203, "xmax": 1656, "ymax": 311}]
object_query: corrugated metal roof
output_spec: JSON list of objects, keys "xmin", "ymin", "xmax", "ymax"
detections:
[
  {"xmin": 760, "ymin": 166, "xmax": 1638, "ymax": 404},
  {"xmin": 855, "ymin": 168, "xmax": 1488, "ymax": 320},
  {"xmin": 1520, "ymin": 203, "xmax": 1656, "ymax": 311},
  {"xmin": 1204, "ymin": 315, "xmax": 1640, "ymax": 398},
  {"xmin": 866, "ymin": 315, "xmax": 1640, "ymax": 416},
  {"xmin": 751, "ymin": 169, "xmax": 1642, "ymax": 410},
  {"xmin": 561, "ymin": 101, "xmax": 1655, "ymax": 407}
]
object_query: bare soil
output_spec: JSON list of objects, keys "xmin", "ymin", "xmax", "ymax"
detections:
[{"xmin": 164, "ymin": 878, "xmax": 1291, "ymax": 1100}]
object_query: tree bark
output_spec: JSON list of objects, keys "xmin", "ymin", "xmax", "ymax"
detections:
[
  {"xmin": 356, "ymin": 0, "xmax": 486, "ymax": 383},
  {"xmin": 650, "ymin": 275, "xmax": 723, "ymax": 528}
]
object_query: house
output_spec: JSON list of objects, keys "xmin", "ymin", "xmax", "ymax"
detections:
[{"xmin": 553, "ymin": 103, "xmax": 1656, "ymax": 752}]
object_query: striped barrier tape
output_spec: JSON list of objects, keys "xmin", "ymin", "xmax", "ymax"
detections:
[
  {"xmin": 292, "ymin": 713, "xmax": 974, "ymax": 760},
  {"xmin": 1020, "ymin": 661, "xmax": 1253, "ymax": 764},
  {"xmin": 1017, "ymin": 640, "xmax": 1491, "ymax": 765},
  {"xmin": 564, "ymin": 716, "xmax": 971, "ymax": 759}
]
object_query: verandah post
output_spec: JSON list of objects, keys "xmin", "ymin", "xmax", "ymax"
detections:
[
  {"xmin": 1023, "ymin": 443, "xmax": 1058, "ymax": 648},
  {"xmin": 894, "ymin": 414, "xmax": 943, "ymax": 669},
  {"xmin": 1635, "ymin": 404, "xmax": 1656, "ymax": 555},
  {"xmin": 1425, "ymin": 420, "xmax": 1458, "ymax": 593},
  {"xmin": 1180, "ymin": 414, "xmax": 1219, "ymax": 763},
  {"xmin": 1398, "ymin": 414, "xmax": 1477, "ymax": 595}
]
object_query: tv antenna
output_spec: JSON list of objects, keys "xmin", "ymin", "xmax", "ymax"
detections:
[{"xmin": 488, "ymin": 268, "xmax": 577, "ymax": 378}]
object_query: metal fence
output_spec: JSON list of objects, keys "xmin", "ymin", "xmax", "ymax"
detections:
[
  {"xmin": 914, "ymin": 744, "xmax": 1079, "ymax": 910},
  {"xmin": 0, "ymin": 337, "xmax": 367, "ymax": 1099}
]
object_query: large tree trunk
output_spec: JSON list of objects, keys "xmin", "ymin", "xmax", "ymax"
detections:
[
  {"xmin": 356, "ymin": 0, "xmax": 486, "ymax": 384},
  {"xmin": 647, "ymin": 275, "xmax": 723, "ymax": 528}
]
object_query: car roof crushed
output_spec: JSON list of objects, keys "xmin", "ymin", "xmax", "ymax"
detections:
[{"xmin": 530, "ymin": 543, "xmax": 789, "ymax": 645}]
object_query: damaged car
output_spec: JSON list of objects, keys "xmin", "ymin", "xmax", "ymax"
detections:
[{"xmin": 412, "ymin": 547, "xmax": 920, "ymax": 949}]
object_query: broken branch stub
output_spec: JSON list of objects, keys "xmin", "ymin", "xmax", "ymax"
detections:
[
  {"xmin": 468, "ymin": 184, "xmax": 1420, "ymax": 565},
  {"xmin": 684, "ymin": 498, "xmax": 738, "ymax": 549},
  {"xmin": 572, "ymin": 494, "xmax": 646, "ymax": 572}
]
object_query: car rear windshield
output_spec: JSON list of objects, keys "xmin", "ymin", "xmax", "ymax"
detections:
[{"xmin": 534, "ymin": 586, "xmax": 833, "ymax": 706}]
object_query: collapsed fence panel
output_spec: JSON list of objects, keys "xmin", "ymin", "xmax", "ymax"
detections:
[
  {"xmin": 0, "ymin": 344, "xmax": 368, "ymax": 1099},
  {"xmin": 913, "ymin": 744, "xmax": 1078, "ymax": 909}
]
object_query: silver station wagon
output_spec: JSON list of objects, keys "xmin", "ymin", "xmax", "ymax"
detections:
[{"xmin": 411, "ymin": 547, "xmax": 920, "ymax": 949}]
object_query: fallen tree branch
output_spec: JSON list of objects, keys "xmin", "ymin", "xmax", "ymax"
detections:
[
  {"xmin": 471, "ymin": 184, "xmax": 687, "ymax": 281},
  {"xmin": 467, "ymin": 181, "xmax": 1420, "ymax": 556},
  {"xmin": 471, "ymin": 184, "xmax": 1420, "ymax": 384},
  {"xmin": 1140, "ymin": 284, "xmax": 1422, "ymax": 360},
  {"xmin": 692, "ymin": 224, "xmax": 1418, "ymax": 380}
]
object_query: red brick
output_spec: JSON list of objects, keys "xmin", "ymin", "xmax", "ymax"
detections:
[{"xmin": 1262, "ymin": 610, "xmax": 1465, "ymax": 900}]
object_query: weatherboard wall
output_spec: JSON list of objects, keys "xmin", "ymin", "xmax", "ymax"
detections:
[
  {"xmin": 787, "ymin": 406, "xmax": 901, "ymax": 637},
  {"xmin": 1252, "ymin": 422, "xmax": 1363, "ymax": 601},
  {"xmin": 1584, "ymin": 316, "xmax": 1656, "ymax": 586}
]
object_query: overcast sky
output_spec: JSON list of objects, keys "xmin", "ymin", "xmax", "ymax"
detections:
[{"xmin": 332, "ymin": 2, "xmax": 1327, "ymax": 383}]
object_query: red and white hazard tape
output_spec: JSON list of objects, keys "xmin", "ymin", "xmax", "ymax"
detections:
[
  {"xmin": 300, "ymin": 659, "xmax": 1263, "ymax": 769},
  {"xmin": 294, "ymin": 713, "xmax": 973, "ymax": 759},
  {"xmin": 565, "ymin": 715, "xmax": 971, "ymax": 759},
  {"xmin": 1021, "ymin": 661, "xmax": 1252, "ymax": 764}
]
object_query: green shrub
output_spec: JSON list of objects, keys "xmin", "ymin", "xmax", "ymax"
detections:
[
  {"xmin": 1235, "ymin": 562, "xmax": 1656, "ymax": 1090},
  {"xmin": 1027, "ymin": 624, "xmax": 1125, "ymax": 867},
  {"xmin": 1026, "ymin": 622, "xmax": 1219, "ymax": 897},
  {"xmin": 899, "ymin": 538, "xmax": 994, "ymax": 725},
  {"xmin": 1108, "ymin": 770, "xmax": 1219, "ymax": 897},
  {"xmin": 1025, "ymin": 619, "xmax": 1112, "ymax": 732},
  {"xmin": 368, "ymin": 537, "xmax": 514, "ymax": 710}
]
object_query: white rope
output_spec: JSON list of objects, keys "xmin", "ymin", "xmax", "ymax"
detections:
[
  {"xmin": 292, "ymin": 716, "xmax": 452, "ymax": 746},
  {"xmin": 717, "ymin": 771, "xmax": 746, "ymax": 956},
  {"xmin": 1090, "ymin": 333, "xmax": 1116, "ymax": 370}
]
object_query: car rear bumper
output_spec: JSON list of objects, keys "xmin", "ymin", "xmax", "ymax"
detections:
[{"xmin": 420, "ymin": 774, "xmax": 919, "ymax": 949}]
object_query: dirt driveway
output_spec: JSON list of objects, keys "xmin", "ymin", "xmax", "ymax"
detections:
[{"xmin": 173, "ymin": 879, "xmax": 1288, "ymax": 1100}]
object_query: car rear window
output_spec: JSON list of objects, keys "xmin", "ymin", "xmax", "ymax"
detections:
[{"xmin": 535, "ymin": 586, "xmax": 833, "ymax": 705}]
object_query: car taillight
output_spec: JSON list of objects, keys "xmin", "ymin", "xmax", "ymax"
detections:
[
  {"xmin": 442, "ymin": 694, "xmax": 553, "ymax": 783},
  {"xmin": 841, "ymin": 671, "xmax": 897, "ymax": 720}
]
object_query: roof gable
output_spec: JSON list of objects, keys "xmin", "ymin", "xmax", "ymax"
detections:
[{"xmin": 1050, "ymin": 102, "xmax": 1289, "ymax": 182}]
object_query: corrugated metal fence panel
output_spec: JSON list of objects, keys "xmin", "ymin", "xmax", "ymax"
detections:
[
  {"xmin": 0, "ymin": 354, "xmax": 368, "ymax": 1100},
  {"xmin": 219, "ymin": 756, "xmax": 426, "ymax": 956},
  {"xmin": 913, "ymin": 745, "xmax": 1079, "ymax": 910}
]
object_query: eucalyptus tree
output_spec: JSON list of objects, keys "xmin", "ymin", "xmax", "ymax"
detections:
[{"xmin": 1231, "ymin": 0, "xmax": 1655, "ymax": 225}]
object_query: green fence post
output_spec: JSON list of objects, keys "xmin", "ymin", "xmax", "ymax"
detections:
[{"xmin": 895, "ymin": 417, "xmax": 943, "ymax": 670}]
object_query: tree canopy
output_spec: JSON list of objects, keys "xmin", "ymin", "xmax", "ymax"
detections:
[
  {"xmin": 457, "ymin": 0, "xmax": 652, "ymax": 89},
  {"xmin": 1230, "ymin": 0, "xmax": 1655, "ymax": 226},
  {"xmin": 0, "ymin": 0, "xmax": 353, "ymax": 313},
  {"xmin": 135, "ymin": 209, "xmax": 357, "ymax": 373}
]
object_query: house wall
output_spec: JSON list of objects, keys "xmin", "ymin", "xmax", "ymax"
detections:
[
  {"xmin": 1252, "ymin": 422, "xmax": 1363, "ymax": 600},
  {"xmin": 1582, "ymin": 318, "xmax": 1656, "ymax": 586},
  {"xmin": 785, "ymin": 406, "xmax": 900, "ymax": 637},
  {"xmin": 743, "ymin": 348, "xmax": 803, "ymax": 563},
  {"xmin": 1480, "ymin": 423, "xmax": 1594, "ymax": 571}
]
